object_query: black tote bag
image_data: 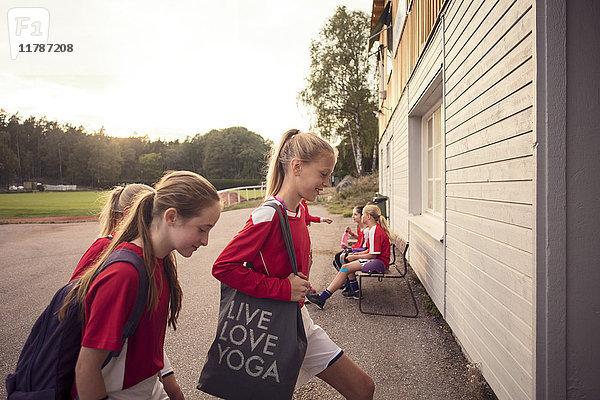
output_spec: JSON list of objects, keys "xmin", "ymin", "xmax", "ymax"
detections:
[{"xmin": 197, "ymin": 202, "xmax": 308, "ymax": 400}]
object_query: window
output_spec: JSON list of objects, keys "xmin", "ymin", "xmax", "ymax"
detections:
[
  {"xmin": 423, "ymin": 105, "xmax": 443, "ymax": 216},
  {"xmin": 407, "ymin": 71, "xmax": 444, "ymax": 241}
]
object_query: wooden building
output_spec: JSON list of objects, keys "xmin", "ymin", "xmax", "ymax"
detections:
[{"xmin": 370, "ymin": 0, "xmax": 600, "ymax": 398}]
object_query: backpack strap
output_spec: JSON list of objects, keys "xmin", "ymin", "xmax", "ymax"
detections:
[{"xmin": 91, "ymin": 248, "xmax": 149, "ymax": 368}]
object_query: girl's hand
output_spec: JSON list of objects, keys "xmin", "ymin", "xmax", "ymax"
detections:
[
  {"xmin": 288, "ymin": 272, "xmax": 310, "ymax": 302},
  {"xmin": 323, "ymin": 218, "xmax": 333, "ymax": 224}
]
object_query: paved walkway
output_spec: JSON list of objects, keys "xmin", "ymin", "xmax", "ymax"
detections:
[{"xmin": 0, "ymin": 205, "xmax": 494, "ymax": 399}]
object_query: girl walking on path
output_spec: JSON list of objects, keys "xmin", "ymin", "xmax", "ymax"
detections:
[
  {"xmin": 212, "ymin": 129, "xmax": 375, "ymax": 400},
  {"xmin": 60, "ymin": 171, "xmax": 221, "ymax": 400},
  {"xmin": 307, "ymin": 204, "xmax": 391, "ymax": 307},
  {"xmin": 69, "ymin": 183, "xmax": 185, "ymax": 399}
]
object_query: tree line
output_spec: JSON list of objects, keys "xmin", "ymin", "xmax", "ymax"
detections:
[{"xmin": 0, "ymin": 111, "xmax": 272, "ymax": 189}]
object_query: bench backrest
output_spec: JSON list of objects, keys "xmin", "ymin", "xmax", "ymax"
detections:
[{"xmin": 392, "ymin": 238, "xmax": 409, "ymax": 274}]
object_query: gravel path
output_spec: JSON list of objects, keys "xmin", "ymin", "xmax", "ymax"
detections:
[{"xmin": 0, "ymin": 205, "xmax": 494, "ymax": 399}]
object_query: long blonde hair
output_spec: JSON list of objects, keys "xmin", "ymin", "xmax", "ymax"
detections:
[
  {"xmin": 60, "ymin": 171, "xmax": 219, "ymax": 330},
  {"xmin": 363, "ymin": 204, "xmax": 392, "ymax": 239},
  {"xmin": 98, "ymin": 184, "xmax": 154, "ymax": 237},
  {"xmin": 265, "ymin": 129, "xmax": 335, "ymax": 198}
]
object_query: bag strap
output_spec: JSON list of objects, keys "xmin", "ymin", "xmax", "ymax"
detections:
[
  {"xmin": 264, "ymin": 202, "xmax": 298, "ymax": 276},
  {"xmin": 91, "ymin": 248, "xmax": 149, "ymax": 368}
]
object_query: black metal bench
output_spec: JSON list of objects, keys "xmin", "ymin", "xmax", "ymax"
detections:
[{"xmin": 355, "ymin": 238, "xmax": 418, "ymax": 318}]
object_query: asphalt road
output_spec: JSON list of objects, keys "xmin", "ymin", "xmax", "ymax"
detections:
[{"xmin": 0, "ymin": 205, "xmax": 494, "ymax": 399}]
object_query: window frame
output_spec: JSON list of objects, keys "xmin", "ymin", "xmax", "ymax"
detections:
[{"xmin": 421, "ymin": 101, "xmax": 444, "ymax": 219}]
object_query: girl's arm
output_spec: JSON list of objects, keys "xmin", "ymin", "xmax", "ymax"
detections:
[
  {"xmin": 213, "ymin": 206, "xmax": 304, "ymax": 302},
  {"xmin": 75, "ymin": 347, "xmax": 110, "ymax": 400},
  {"xmin": 345, "ymin": 251, "xmax": 376, "ymax": 263},
  {"xmin": 346, "ymin": 227, "xmax": 358, "ymax": 238},
  {"xmin": 307, "ymin": 214, "xmax": 322, "ymax": 224}
]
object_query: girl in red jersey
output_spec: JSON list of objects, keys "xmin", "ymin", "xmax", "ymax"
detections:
[
  {"xmin": 60, "ymin": 171, "xmax": 221, "ymax": 400},
  {"xmin": 332, "ymin": 206, "xmax": 367, "ymax": 293},
  {"xmin": 212, "ymin": 129, "xmax": 374, "ymax": 399},
  {"xmin": 69, "ymin": 183, "xmax": 185, "ymax": 400},
  {"xmin": 307, "ymin": 204, "xmax": 391, "ymax": 306},
  {"xmin": 342, "ymin": 206, "xmax": 367, "ymax": 249}
]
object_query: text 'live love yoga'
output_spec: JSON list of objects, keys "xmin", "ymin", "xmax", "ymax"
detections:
[{"xmin": 217, "ymin": 300, "xmax": 282, "ymax": 382}]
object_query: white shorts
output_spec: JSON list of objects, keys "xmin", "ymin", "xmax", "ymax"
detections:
[
  {"xmin": 108, "ymin": 374, "xmax": 168, "ymax": 400},
  {"xmin": 295, "ymin": 306, "xmax": 343, "ymax": 387}
]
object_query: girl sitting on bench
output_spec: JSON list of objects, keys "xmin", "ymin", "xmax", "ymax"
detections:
[{"xmin": 307, "ymin": 204, "xmax": 391, "ymax": 308}]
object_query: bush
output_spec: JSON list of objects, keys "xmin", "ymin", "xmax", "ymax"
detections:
[{"xmin": 326, "ymin": 173, "xmax": 379, "ymax": 215}]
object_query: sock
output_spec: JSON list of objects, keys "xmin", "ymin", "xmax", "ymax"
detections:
[
  {"xmin": 344, "ymin": 278, "xmax": 350, "ymax": 290},
  {"xmin": 321, "ymin": 290, "xmax": 333, "ymax": 302},
  {"xmin": 349, "ymin": 279, "xmax": 359, "ymax": 292}
]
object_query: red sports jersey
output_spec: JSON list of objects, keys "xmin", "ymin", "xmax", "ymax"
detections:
[
  {"xmin": 80, "ymin": 242, "xmax": 169, "ymax": 391},
  {"xmin": 365, "ymin": 224, "xmax": 390, "ymax": 265},
  {"xmin": 352, "ymin": 228, "xmax": 365, "ymax": 249},
  {"xmin": 300, "ymin": 199, "xmax": 321, "ymax": 226},
  {"xmin": 213, "ymin": 198, "xmax": 311, "ymax": 303},
  {"xmin": 70, "ymin": 236, "xmax": 112, "ymax": 281}
]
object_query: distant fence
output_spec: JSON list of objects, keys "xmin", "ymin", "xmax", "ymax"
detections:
[
  {"xmin": 44, "ymin": 184, "xmax": 77, "ymax": 191},
  {"xmin": 218, "ymin": 183, "xmax": 266, "ymax": 207}
]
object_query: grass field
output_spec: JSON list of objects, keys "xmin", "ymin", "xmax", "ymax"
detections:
[
  {"xmin": 0, "ymin": 191, "xmax": 106, "ymax": 219},
  {"xmin": 233, "ymin": 188, "xmax": 266, "ymax": 200}
]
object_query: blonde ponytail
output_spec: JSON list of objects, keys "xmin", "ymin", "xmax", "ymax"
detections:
[
  {"xmin": 363, "ymin": 204, "xmax": 392, "ymax": 239},
  {"xmin": 98, "ymin": 184, "xmax": 153, "ymax": 237}
]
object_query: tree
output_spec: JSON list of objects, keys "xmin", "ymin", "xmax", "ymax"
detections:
[
  {"xmin": 299, "ymin": 6, "xmax": 379, "ymax": 176},
  {"xmin": 87, "ymin": 134, "xmax": 123, "ymax": 187},
  {"xmin": 202, "ymin": 127, "xmax": 270, "ymax": 180},
  {"xmin": 0, "ymin": 130, "xmax": 18, "ymax": 186},
  {"xmin": 138, "ymin": 152, "xmax": 163, "ymax": 184}
]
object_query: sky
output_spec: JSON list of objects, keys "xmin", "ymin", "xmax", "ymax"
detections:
[{"xmin": 1, "ymin": 0, "xmax": 373, "ymax": 143}]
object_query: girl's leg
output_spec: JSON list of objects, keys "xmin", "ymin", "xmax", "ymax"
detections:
[
  {"xmin": 317, "ymin": 354, "xmax": 375, "ymax": 400},
  {"xmin": 326, "ymin": 269, "xmax": 350, "ymax": 293},
  {"xmin": 326, "ymin": 261, "xmax": 361, "ymax": 293},
  {"xmin": 340, "ymin": 263, "xmax": 363, "ymax": 298},
  {"xmin": 307, "ymin": 261, "xmax": 364, "ymax": 309}
]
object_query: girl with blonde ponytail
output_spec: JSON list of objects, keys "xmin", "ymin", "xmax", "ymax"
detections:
[
  {"xmin": 213, "ymin": 129, "xmax": 374, "ymax": 399},
  {"xmin": 61, "ymin": 170, "xmax": 221, "ymax": 400},
  {"xmin": 70, "ymin": 184, "xmax": 153, "ymax": 281},
  {"xmin": 307, "ymin": 204, "xmax": 392, "ymax": 306}
]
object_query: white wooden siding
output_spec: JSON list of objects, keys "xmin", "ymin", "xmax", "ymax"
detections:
[
  {"xmin": 443, "ymin": 0, "xmax": 534, "ymax": 399},
  {"xmin": 389, "ymin": 94, "xmax": 410, "ymax": 239},
  {"xmin": 409, "ymin": 27, "xmax": 444, "ymax": 112},
  {"xmin": 378, "ymin": 0, "xmax": 535, "ymax": 396},
  {"xmin": 409, "ymin": 221, "xmax": 445, "ymax": 309}
]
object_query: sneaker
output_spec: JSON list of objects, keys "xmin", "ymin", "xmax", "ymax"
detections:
[
  {"xmin": 305, "ymin": 292, "xmax": 325, "ymax": 309},
  {"xmin": 342, "ymin": 290, "xmax": 360, "ymax": 300}
]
